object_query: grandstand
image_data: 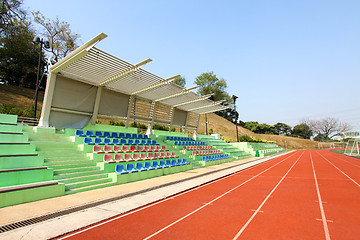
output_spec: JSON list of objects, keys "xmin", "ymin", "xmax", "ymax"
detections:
[
  {"xmin": 0, "ymin": 33, "xmax": 285, "ymax": 208},
  {"xmin": 232, "ymin": 142, "xmax": 284, "ymax": 157}
]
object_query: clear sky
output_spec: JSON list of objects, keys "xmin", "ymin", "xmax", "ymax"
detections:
[{"xmin": 24, "ymin": 0, "xmax": 360, "ymax": 129}]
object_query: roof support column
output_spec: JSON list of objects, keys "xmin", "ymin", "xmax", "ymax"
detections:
[
  {"xmin": 125, "ymin": 95, "xmax": 134, "ymax": 128},
  {"xmin": 168, "ymin": 107, "xmax": 175, "ymax": 133},
  {"xmin": 193, "ymin": 114, "xmax": 200, "ymax": 140},
  {"xmin": 146, "ymin": 101, "xmax": 156, "ymax": 136},
  {"xmin": 91, "ymin": 86, "xmax": 102, "ymax": 125},
  {"xmin": 183, "ymin": 112, "xmax": 188, "ymax": 134},
  {"xmin": 38, "ymin": 72, "xmax": 56, "ymax": 127}
]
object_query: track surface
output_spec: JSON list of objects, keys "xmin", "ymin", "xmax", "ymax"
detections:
[{"xmin": 57, "ymin": 150, "xmax": 360, "ymax": 240}]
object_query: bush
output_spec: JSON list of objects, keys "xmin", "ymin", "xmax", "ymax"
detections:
[
  {"xmin": 131, "ymin": 122, "xmax": 147, "ymax": 129},
  {"xmin": 109, "ymin": 120, "xmax": 125, "ymax": 126},
  {"xmin": 239, "ymin": 134, "xmax": 272, "ymax": 143},
  {"xmin": 221, "ymin": 136, "xmax": 233, "ymax": 143},
  {"xmin": 153, "ymin": 124, "xmax": 169, "ymax": 131},
  {"xmin": 0, "ymin": 104, "xmax": 34, "ymax": 117}
]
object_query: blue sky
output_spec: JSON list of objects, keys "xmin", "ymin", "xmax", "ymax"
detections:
[{"xmin": 24, "ymin": 0, "xmax": 360, "ymax": 129}]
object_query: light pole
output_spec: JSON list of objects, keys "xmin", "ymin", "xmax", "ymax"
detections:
[
  {"xmin": 205, "ymin": 114, "xmax": 209, "ymax": 135},
  {"xmin": 232, "ymin": 95, "xmax": 239, "ymax": 142},
  {"xmin": 32, "ymin": 36, "xmax": 50, "ymax": 121}
]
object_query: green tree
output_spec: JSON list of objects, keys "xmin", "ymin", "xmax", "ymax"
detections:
[
  {"xmin": 292, "ymin": 123, "xmax": 313, "ymax": 139},
  {"xmin": 0, "ymin": 0, "xmax": 27, "ymax": 37},
  {"xmin": 273, "ymin": 122, "xmax": 292, "ymax": 136},
  {"xmin": 256, "ymin": 123, "xmax": 273, "ymax": 134},
  {"xmin": 243, "ymin": 121, "xmax": 260, "ymax": 132},
  {"xmin": 173, "ymin": 75, "xmax": 186, "ymax": 87},
  {"xmin": 33, "ymin": 11, "xmax": 80, "ymax": 62},
  {"xmin": 194, "ymin": 71, "xmax": 231, "ymax": 103}
]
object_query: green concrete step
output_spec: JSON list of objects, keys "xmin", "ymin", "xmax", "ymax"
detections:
[
  {"xmin": 47, "ymin": 162, "xmax": 96, "ymax": 170},
  {"xmin": 54, "ymin": 166, "xmax": 100, "ymax": 175},
  {"xmin": 0, "ymin": 133, "xmax": 29, "ymax": 143},
  {"xmin": 0, "ymin": 144, "xmax": 36, "ymax": 155},
  {"xmin": 59, "ymin": 173, "xmax": 109, "ymax": 184},
  {"xmin": 0, "ymin": 114, "xmax": 18, "ymax": 124},
  {"xmin": 54, "ymin": 169, "xmax": 105, "ymax": 180},
  {"xmin": 65, "ymin": 182, "xmax": 116, "ymax": 195},
  {"xmin": 0, "ymin": 125, "xmax": 22, "ymax": 133},
  {"xmin": 45, "ymin": 159, "xmax": 95, "ymax": 166},
  {"xmin": 65, "ymin": 177, "xmax": 112, "ymax": 191}
]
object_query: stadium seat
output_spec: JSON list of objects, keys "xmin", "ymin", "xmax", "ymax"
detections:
[
  {"xmin": 150, "ymin": 146, "xmax": 156, "ymax": 151},
  {"xmin": 120, "ymin": 139, "xmax": 127, "ymax": 145},
  {"xmin": 126, "ymin": 163, "xmax": 138, "ymax": 173},
  {"xmin": 164, "ymin": 160, "xmax": 171, "ymax": 168},
  {"xmin": 132, "ymin": 153, "xmax": 139, "ymax": 161},
  {"xmin": 177, "ymin": 159, "xmax": 182, "ymax": 166},
  {"xmin": 137, "ymin": 146, "xmax": 144, "ymax": 152},
  {"xmin": 127, "ymin": 139, "xmax": 134, "ymax": 145},
  {"xmin": 140, "ymin": 152, "xmax": 147, "ymax": 160},
  {"xmin": 75, "ymin": 130, "xmax": 86, "ymax": 137},
  {"xmin": 182, "ymin": 158, "xmax": 189, "ymax": 165},
  {"xmin": 140, "ymin": 139, "xmax": 147, "ymax": 145},
  {"xmin": 94, "ymin": 138, "xmax": 104, "ymax": 145},
  {"xmin": 171, "ymin": 152, "xmax": 178, "ymax": 158},
  {"xmin": 113, "ymin": 145, "xmax": 121, "ymax": 153},
  {"xmin": 125, "ymin": 133, "xmax": 131, "ymax": 138},
  {"xmin": 135, "ymin": 162, "xmax": 144, "ymax": 171},
  {"xmin": 103, "ymin": 132, "xmax": 111, "ymax": 138},
  {"xmin": 104, "ymin": 138, "xmax": 113, "ymax": 145},
  {"xmin": 132, "ymin": 134, "xmax": 138, "ymax": 139},
  {"xmin": 124, "ymin": 153, "xmax": 132, "ymax": 161},
  {"xmin": 115, "ymin": 164, "xmax": 128, "ymax": 174},
  {"xmin": 165, "ymin": 151, "xmax": 171, "ymax": 158},
  {"xmin": 129, "ymin": 145, "xmax": 137, "ymax": 152},
  {"xmin": 93, "ymin": 145, "xmax": 104, "ymax": 153},
  {"xmin": 158, "ymin": 160, "xmax": 165, "ymax": 169},
  {"xmin": 95, "ymin": 131, "xmax": 103, "ymax": 138},
  {"xmin": 150, "ymin": 161, "xmax": 158, "ymax": 170},
  {"xmin": 146, "ymin": 140, "xmax": 152, "ymax": 145},
  {"xmin": 138, "ymin": 134, "xmax": 143, "ymax": 139},
  {"xmin": 111, "ymin": 132, "xmax": 119, "ymax": 138},
  {"xmin": 114, "ymin": 154, "xmax": 124, "ymax": 162},
  {"xmin": 155, "ymin": 146, "xmax": 161, "ymax": 151},
  {"xmin": 171, "ymin": 159, "xmax": 178, "ymax": 166},
  {"xmin": 121, "ymin": 145, "xmax": 129, "ymax": 152},
  {"xmin": 119, "ymin": 133, "xmax": 125, "ymax": 138},
  {"xmin": 103, "ymin": 154, "xmax": 115, "ymax": 163},
  {"xmin": 147, "ymin": 152, "xmax": 154, "ymax": 159},
  {"xmin": 143, "ymin": 145, "xmax": 150, "ymax": 152},
  {"xmin": 144, "ymin": 135, "xmax": 149, "ymax": 139},
  {"xmin": 112, "ymin": 138, "xmax": 120, "ymax": 145},
  {"xmin": 143, "ymin": 161, "xmax": 151, "ymax": 171},
  {"xmin": 86, "ymin": 131, "xmax": 95, "ymax": 137},
  {"xmin": 104, "ymin": 145, "xmax": 114, "ymax": 153},
  {"xmin": 161, "ymin": 146, "xmax": 168, "ymax": 151},
  {"xmin": 84, "ymin": 137, "xmax": 94, "ymax": 145},
  {"xmin": 134, "ymin": 139, "xmax": 140, "ymax": 145},
  {"xmin": 160, "ymin": 152, "xmax": 166, "ymax": 159}
]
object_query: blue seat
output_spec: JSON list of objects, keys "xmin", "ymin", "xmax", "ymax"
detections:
[
  {"xmin": 119, "ymin": 133, "xmax": 125, "ymax": 138},
  {"xmin": 85, "ymin": 131, "xmax": 95, "ymax": 137},
  {"xmin": 134, "ymin": 139, "xmax": 140, "ymax": 145},
  {"xmin": 104, "ymin": 138, "xmax": 113, "ymax": 145},
  {"xmin": 127, "ymin": 139, "xmax": 133, "ymax": 145},
  {"xmin": 166, "ymin": 136, "xmax": 170, "ymax": 140},
  {"xmin": 103, "ymin": 132, "xmax": 111, "ymax": 138},
  {"xmin": 150, "ymin": 161, "xmax": 158, "ymax": 170},
  {"xmin": 111, "ymin": 132, "xmax": 119, "ymax": 138},
  {"xmin": 115, "ymin": 164, "xmax": 128, "ymax": 174},
  {"xmin": 135, "ymin": 162, "xmax": 144, "ymax": 171},
  {"xmin": 140, "ymin": 140, "xmax": 146, "ymax": 145},
  {"xmin": 126, "ymin": 163, "xmax": 138, "ymax": 173},
  {"xmin": 138, "ymin": 134, "xmax": 143, "ymax": 139},
  {"xmin": 146, "ymin": 140, "xmax": 152, "ymax": 145},
  {"xmin": 158, "ymin": 160, "xmax": 165, "ymax": 169},
  {"xmin": 165, "ymin": 160, "xmax": 171, "ymax": 168},
  {"xmin": 120, "ymin": 139, "xmax": 127, "ymax": 145},
  {"xmin": 177, "ymin": 159, "xmax": 183, "ymax": 166},
  {"xmin": 174, "ymin": 141, "xmax": 178, "ymax": 145},
  {"xmin": 132, "ymin": 133, "xmax": 138, "ymax": 139},
  {"xmin": 152, "ymin": 140, "xmax": 157, "ymax": 145},
  {"xmin": 112, "ymin": 138, "xmax": 120, "ymax": 145},
  {"xmin": 182, "ymin": 158, "xmax": 189, "ymax": 165},
  {"xmin": 84, "ymin": 137, "xmax": 94, "ymax": 145},
  {"xmin": 95, "ymin": 131, "xmax": 103, "ymax": 138},
  {"xmin": 75, "ymin": 130, "xmax": 86, "ymax": 137},
  {"xmin": 95, "ymin": 138, "xmax": 104, "ymax": 145},
  {"xmin": 171, "ymin": 159, "xmax": 178, "ymax": 166},
  {"xmin": 143, "ymin": 162, "xmax": 151, "ymax": 171},
  {"xmin": 125, "ymin": 133, "xmax": 131, "ymax": 138},
  {"xmin": 144, "ymin": 135, "xmax": 149, "ymax": 139}
]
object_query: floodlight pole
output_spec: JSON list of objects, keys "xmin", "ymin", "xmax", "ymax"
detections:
[
  {"xmin": 32, "ymin": 37, "xmax": 50, "ymax": 121},
  {"xmin": 205, "ymin": 114, "xmax": 208, "ymax": 135},
  {"xmin": 232, "ymin": 95, "xmax": 239, "ymax": 142}
]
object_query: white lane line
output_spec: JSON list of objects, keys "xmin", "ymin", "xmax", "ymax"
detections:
[
  {"xmin": 142, "ymin": 152, "xmax": 300, "ymax": 240},
  {"xmin": 311, "ymin": 152, "xmax": 331, "ymax": 240},
  {"xmin": 57, "ymin": 152, "xmax": 299, "ymax": 240},
  {"xmin": 317, "ymin": 152, "xmax": 360, "ymax": 187},
  {"xmin": 331, "ymin": 154, "xmax": 360, "ymax": 169},
  {"xmin": 232, "ymin": 151, "xmax": 304, "ymax": 240}
]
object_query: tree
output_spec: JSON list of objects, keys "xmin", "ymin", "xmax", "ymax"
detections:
[
  {"xmin": 194, "ymin": 71, "xmax": 231, "ymax": 103},
  {"xmin": 243, "ymin": 121, "xmax": 260, "ymax": 132},
  {"xmin": 0, "ymin": 0, "xmax": 27, "ymax": 37},
  {"xmin": 273, "ymin": 122, "xmax": 292, "ymax": 136},
  {"xmin": 173, "ymin": 75, "xmax": 186, "ymax": 87},
  {"xmin": 292, "ymin": 123, "xmax": 313, "ymax": 139},
  {"xmin": 256, "ymin": 123, "xmax": 273, "ymax": 134},
  {"xmin": 309, "ymin": 117, "xmax": 351, "ymax": 139},
  {"xmin": 32, "ymin": 11, "xmax": 80, "ymax": 62}
]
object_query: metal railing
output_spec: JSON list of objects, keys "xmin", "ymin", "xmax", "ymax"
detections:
[{"xmin": 17, "ymin": 116, "xmax": 39, "ymax": 126}]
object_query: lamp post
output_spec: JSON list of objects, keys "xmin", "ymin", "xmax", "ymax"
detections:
[
  {"xmin": 232, "ymin": 95, "xmax": 239, "ymax": 142},
  {"xmin": 32, "ymin": 36, "xmax": 50, "ymax": 121},
  {"xmin": 205, "ymin": 114, "xmax": 209, "ymax": 135}
]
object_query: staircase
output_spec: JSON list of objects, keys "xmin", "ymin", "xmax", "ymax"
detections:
[{"xmin": 23, "ymin": 127, "xmax": 115, "ymax": 194}]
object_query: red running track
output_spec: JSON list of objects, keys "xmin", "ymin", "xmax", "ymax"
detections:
[{"xmin": 56, "ymin": 150, "xmax": 360, "ymax": 240}]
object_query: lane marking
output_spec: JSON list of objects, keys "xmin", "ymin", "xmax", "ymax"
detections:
[
  {"xmin": 317, "ymin": 152, "xmax": 360, "ymax": 188},
  {"xmin": 142, "ymin": 152, "xmax": 300, "ymax": 240},
  {"xmin": 58, "ymin": 152, "xmax": 299, "ymax": 240},
  {"xmin": 311, "ymin": 152, "xmax": 331, "ymax": 240},
  {"xmin": 330, "ymin": 154, "xmax": 360, "ymax": 169},
  {"xmin": 316, "ymin": 219, "xmax": 333, "ymax": 223},
  {"xmin": 232, "ymin": 151, "xmax": 304, "ymax": 240}
]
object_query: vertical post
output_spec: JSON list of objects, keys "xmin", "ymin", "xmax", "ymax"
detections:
[
  {"xmin": 232, "ymin": 95, "xmax": 239, "ymax": 142},
  {"xmin": 33, "ymin": 42, "xmax": 43, "ymax": 120},
  {"xmin": 193, "ymin": 114, "xmax": 200, "ymax": 140},
  {"xmin": 205, "ymin": 114, "xmax": 208, "ymax": 135},
  {"xmin": 183, "ymin": 112, "xmax": 188, "ymax": 134},
  {"xmin": 168, "ymin": 107, "xmax": 175, "ymax": 133},
  {"xmin": 91, "ymin": 86, "xmax": 102, "ymax": 125},
  {"xmin": 125, "ymin": 95, "xmax": 134, "ymax": 128},
  {"xmin": 146, "ymin": 101, "xmax": 156, "ymax": 136},
  {"xmin": 38, "ymin": 72, "xmax": 56, "ymax": 127}
]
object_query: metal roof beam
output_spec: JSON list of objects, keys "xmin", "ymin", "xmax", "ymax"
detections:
[
  {"xmin": 198, "ymin": 106, "xmax": 232, "ymax": 115},
  {"xmin": 186, "ymin": 100, "xmax": 226, "ymax": 112},
  {"xmin": 131, "ymin": 74, "xmax": 180, "ymax": 95},
  {"xmin": 172, "ymin": 93, "xmax": 214, "ymax": 107},
  {"xmin": 51, "ymin": 33, "xmax": 107, "ymax": 74},
  {"xmin": 154, "ymin": 85, "xmax": 199, "ymax": 102},
  {"xmin": 98, "ymin": 58, "xmax": 152, "ymax": 86}
]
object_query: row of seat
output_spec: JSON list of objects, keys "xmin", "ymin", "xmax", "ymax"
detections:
[
  {"xmin": 166, "ymin": 136, "xmax": 194, "ymax": 141},
  {"xmin": 174, "ymin": 141, "xmax": 205, "ymax": 146},
  {"xmin": 76, "ymin": 130, "xmax": 148, "ymax": 139},
  {"xmin": 202, "ymin": 154, "xmax": 230, "ymax": 162},
  {"xmin": 94, "ymin": 145, "xmax": 168, "ymax": 154},
  {"xmin": 192, "ymin": 150, "xmax": 221, "ymax": 156},
  {"xmin": 115, "ymin": 159, "xmax": 190, "ymax": 174},
  {"xmin": 103, "ymin": 151, "xmax": 179, "ymax": 163},
  {"xmin": 183, "ymin": 145, "xmax": 212, "ymax": 151},
  {"xmin": 84, "ymin": 138, "xmax": 158, "ymax": 146}
]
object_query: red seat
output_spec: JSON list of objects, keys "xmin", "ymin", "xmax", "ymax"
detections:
[
  {"xmin": 143, "ymin": 145, "xmax": 150, "ymax": 152},
  {"xmin": 150, "ymin": 146, "xmax": 156, "ymax": 152},
  {"xmin": 165, "ymin": 151, "xmax": 171, "ymax": 158},
  {"xmin": 129, "ymin": 145, "xmax": 137, "ymax": 152},
  {"xmin": 160, "ymin": 152, "xmax": 166, "ymax": 159},
  {"xmin": 113, "ymin": 145, "xmax": 121, "ymax": 153},
  {"xmin": 114, "ymin": 154, "xmax": 125, "ymax": 162},
  {"xmin": 155, "ymin": 146, "xmax": 161, "ymax": 151},
  {"xmin": 171, "ymin": 152, "xmax": 177, "ymax": 158},
  {"xmin": 103, "ymin": 154, "xmax": 115, "ymax": 163},
  {"xmin": 137, "ymin": 146, "xmax": 144, "ymax": 152},
  {"xmin": 93, "ymin": 145, "xmax": 104, "ymax": 154},
  {"xmin": 122, "ymin": 145, "xmax": 129, "ymax": 152},
  {"xmin": 140, "ymin": 152, "xmax": 147, "ymax": 160},
  {"xmin": 124, "ymin": 153, "xmax": 132, "ymax": 161},
  {"xmin": 104, "ymin": 145, "xmax": 114, "ymax": 153},
  {"xmin": 147, "ymin": 152, "xmax": 154, "ymax": 159},
  {"xmin": 153, "ymin": 152, "xmax": 160, "ymax": 159},
  {"xmin": 132, "ymin": 153, "xmax": 139, "ymax": 161},
  {"xmin": 161, "ymin": 146, "xmax": 168, "ymax": 151}
]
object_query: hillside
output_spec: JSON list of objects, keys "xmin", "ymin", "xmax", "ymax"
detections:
[{"xmin": 0, "ymin": 84, "xmax": 318, "ymax": 149}]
